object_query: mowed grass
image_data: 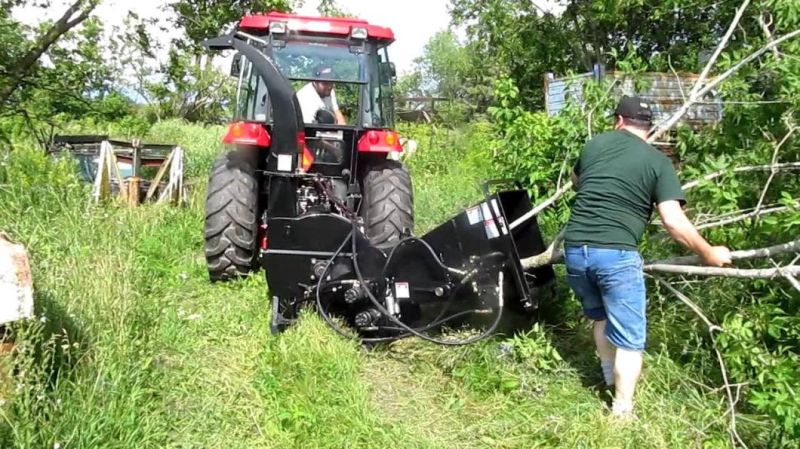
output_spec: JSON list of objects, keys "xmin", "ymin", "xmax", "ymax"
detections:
[{"xmin": 0, "ymin": 120, "xmax": 758, "ymax": 448}]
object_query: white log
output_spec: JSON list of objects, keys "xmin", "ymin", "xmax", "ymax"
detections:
[
  {"xmin": 0, "ymin": 233, "xmax": 34, "ymax": 325},
  {"xmin": 651, "ymin": 239, "xmax": 799, "ymax": 266},
  {"xmin": 643, "ymin": 264, "xmax": 800, "ymax": 278}
]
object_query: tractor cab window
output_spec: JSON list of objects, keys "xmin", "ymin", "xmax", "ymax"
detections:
[
  {"xmin": 232, "ymin": 37, "xmax": 394, "ymax": 129},
  {"xmin": 364, "ymin": 46, "xmax": 395, "ymax": 128},
  {"xmin": 236, "ymin": 57, "xmax": 271, "ymax": 122},
  {"xmin": 274, "ymin": 40, "xmax": 363, "ymax": 126}
]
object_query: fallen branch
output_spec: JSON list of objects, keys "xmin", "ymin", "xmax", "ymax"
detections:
[
  {"xmin": 783, "ymin": 273, "xmax": 800, "ymax": 293},
  {"xmin": 753, "ymin": 128, "xmax": 797, "ymax": 227},
  {"xmin": 690, "ymin": 0, "xmax": 751, "ymax": 99},
  {"xmin": 759, "ymin": 12, "xmax": 781, "ymax": 59},
  {"xmin": 650, "ymin": 239, "xmax": 799, "ymax": 265},
  {"xmin": 652, "ymin": 27, "xmax": 800, "ymax": 142},
  {"xmin": 695, "ymin": 204, "xmax": 793, "ymax": 230},
  {"xmin": 509, "ymin": 181, "xmax": 573, "ymax": 231},
  {"xmin": 643, "ymin": 264, "xmax": 800, "ymax": 279},
  {"xmin": 649, "ymin": 0, "xmax": 750, "ymax": 142},
  {"xmin": 520, "ymin": 229, "xmax": 565, "ymax": 269},
  {"xmin": 693, "ymin": 201, "xmax": 788, "ymax": 223},
  {"xmin": 682, "ymin": 162, "xmax": 800, "ymax": 190},
  {"xmin": 769, "ymin": 259, "xmax": 800, "ymax": 294},
  {"xmin": 650, "ymin": 275, "xmax": 747, "ymax": 449}
]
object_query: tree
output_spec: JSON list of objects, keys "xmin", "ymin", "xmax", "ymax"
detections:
[
  {"xmin": 399, "ymin": 30, "xmax": 497, "ymax": 121},
  {"xmin": 168, "ymin": 0, "xmax": 294, "ymax": 55},
  {"xmin": 449, "ymin": 0, "xmax": 768, "ymax": 110},
  {"xmin": 0, "ymin": 0, "xmax": 100, "ymax": 108},
  {"xmin": 487, "ymin": 1, "xmax": 800, "ymax": 444}
]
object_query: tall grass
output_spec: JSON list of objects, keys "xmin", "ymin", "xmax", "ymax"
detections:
[{"xmin": 0, "ymin": 121, "xmax": 763, "ymax": 448}]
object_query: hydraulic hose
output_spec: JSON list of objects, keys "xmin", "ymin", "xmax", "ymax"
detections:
[
  {"xmin": 312, "ymin": 175, "xmax": 504, "ymax": 345},
  {"xmin": 350, "ymin": 220, "xmax": 505, "ymax": 346},
  {"xmin": 314, "ymin": 230, "xmax": 487, "ymax": 343}
]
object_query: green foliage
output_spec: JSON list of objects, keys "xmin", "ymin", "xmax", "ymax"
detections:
[
  {"xmin": 399, "ymin": 121, "xmax": 495, "ymax": 232},
  {"xmin": 487, "ymin": 30, "xmax": 800, "ymax": 443},
  {"xmin": 450, "ymin": 0, "xmax": 771, "ymax": 109},
  {"xmin": 0, "ymin": 121, "xmax": 767, "ymax": 448},
  {"xmin": 168, "ymin": 0, "xmax": 293, "ymax": 53},
  {"xmin": 399, "ymin": 30, "xmax": 496, "ymax": 122}
]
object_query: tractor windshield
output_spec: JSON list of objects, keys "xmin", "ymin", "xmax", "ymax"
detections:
[{"xmin": 235, "ymin": 36, "xmax": 394, "ymax": 129}]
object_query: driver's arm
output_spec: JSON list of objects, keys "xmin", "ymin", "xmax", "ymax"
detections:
[{"xmin": 335, "ymin": 110, "xmax": 346, "ymax": 125}]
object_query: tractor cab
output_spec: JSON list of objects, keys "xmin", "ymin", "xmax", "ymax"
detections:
[
  {"xmin": 201, "ymin": 12, "xmax": 555, "ymax": 341},
  {"xmin": 226, "ymin": 12, "xmax": 401, "ymax": 178}
]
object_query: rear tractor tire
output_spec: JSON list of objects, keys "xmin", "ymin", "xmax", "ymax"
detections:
[
  {"xmin": 204, "ymin": 151, "xmax": 260, "ymax": 282},
  {"xmin": 361, "ymin": 160, "xmax": 414, "ymax": 248}
]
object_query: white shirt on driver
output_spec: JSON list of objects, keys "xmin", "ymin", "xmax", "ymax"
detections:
[{"xmin": 296, "ymin": 82, "xmax": 340, "ymax": 123}]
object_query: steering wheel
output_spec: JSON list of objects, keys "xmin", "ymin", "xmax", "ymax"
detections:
[{"xmin": 314, "ymin": 108, "xmax": 336, "ymax": 125}]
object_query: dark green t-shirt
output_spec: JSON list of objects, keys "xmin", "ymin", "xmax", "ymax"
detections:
[{"xmin": 564, "ymin": 130, "xmax": 686, "ymax": 250}]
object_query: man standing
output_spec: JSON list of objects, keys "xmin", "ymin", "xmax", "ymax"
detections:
[
  {"xmin": 564, "ymin": 96, "xmax": 732, "ymax": 417},
  {"xmin": 295, "ymin": 65, "xmax": 347, "ymax": 125}
]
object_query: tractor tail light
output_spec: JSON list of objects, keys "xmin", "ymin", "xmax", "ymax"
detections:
[
  {"xmin": 357, "ymin": 130, "xmax": 403, "ymax": 153},
  {"xmin": 222, "ymin": 122, "xmax": 271, "ymax": 147},
  {"xmin": 259, "ymin": 223, "xmax": 269, "ymax": 250},
  {"xmin": 298, "ymin": 132, "xmax": 314, "ymax": 171}
]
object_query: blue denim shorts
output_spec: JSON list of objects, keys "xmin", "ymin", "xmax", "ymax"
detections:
[{"xmin": 564, "ymin": 245, "xmax": 647, "ymax": 351}]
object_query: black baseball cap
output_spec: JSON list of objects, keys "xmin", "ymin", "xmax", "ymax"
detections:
[
  {"xmin": 313, "ymin": 65, "xmax": 335, "ymax": 81},
  {"xmin": 614, "ymin": 96, "xmax": 653, "ymax": 122}
]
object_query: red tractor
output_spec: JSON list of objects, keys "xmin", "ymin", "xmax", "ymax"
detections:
[{"xmin": 203, "ymin": 12, "xmax": 554, "ymax": 342}]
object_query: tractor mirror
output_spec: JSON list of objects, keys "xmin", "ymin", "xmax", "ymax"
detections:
[{"xmin": 230, "ymin": 53, "xmax": 242, "ymax": 77}]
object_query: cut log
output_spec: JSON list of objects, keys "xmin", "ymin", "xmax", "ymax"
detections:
[{"xmin": 0, "ymin": 233, "xmax": 34, "ymax": 326}]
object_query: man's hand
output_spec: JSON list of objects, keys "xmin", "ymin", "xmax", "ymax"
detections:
[
  {"xmin": 701, "ymin": 246, "xmax": 732, "ymax": 267},
  {"xmin": 657, "ymin": 200, "xmax": 732, "ymax": 266}
]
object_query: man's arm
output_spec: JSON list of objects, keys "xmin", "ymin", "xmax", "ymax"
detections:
[
  {"xmin": 571, "ymin": 169, "xmax": 578, "ymax": 187},
  {"xmin": 657, "ymin": 200, "xmax": 731, "ymax": 267},
  {"xmin": 330, "ymin": 89, "xmax": 346, "ymax": 125},
  {"xmin": 335, "ymin": 109, "xmax": 346, "ymax": 125}
]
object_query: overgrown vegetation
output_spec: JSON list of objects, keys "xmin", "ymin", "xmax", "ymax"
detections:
[
  {"xmin": 0, "ymin": 121, "xmax": 760, "ymax": 448},
  {"xmin": 1, "ymin": 0, "xmax": 800, "ymax": 447}
]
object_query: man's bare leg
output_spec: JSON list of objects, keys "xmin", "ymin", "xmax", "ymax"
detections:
[
  {"xmin": 612, "ymin": 348, "xmax": 643, "ymax": 415},
  {"xmin": 593, "ymin": 320, "xmax": 616, "ymax": 385}
]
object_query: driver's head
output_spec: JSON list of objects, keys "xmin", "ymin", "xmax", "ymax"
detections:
[{"xmin": 312, "ymin": 65, "xmax": 335, "ymax": 98}]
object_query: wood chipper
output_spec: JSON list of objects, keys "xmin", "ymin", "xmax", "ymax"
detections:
[{"xmin": 203, "ymin": 12, "xmax": 555, "ymax": 344}]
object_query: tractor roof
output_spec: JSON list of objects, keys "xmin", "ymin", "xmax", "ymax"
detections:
[{"xmin": 239, "ymin": 12, "xmax": 395, "ymax": 42}]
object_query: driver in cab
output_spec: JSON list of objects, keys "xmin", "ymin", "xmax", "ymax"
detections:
[{"xmin": 296, "ymin": 65, "xmax": 347, "ymax": 125}]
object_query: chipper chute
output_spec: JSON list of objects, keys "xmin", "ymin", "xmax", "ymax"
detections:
[{"xmin": 201, "ymin": 13, "xmax": 554, "ymax": 345}]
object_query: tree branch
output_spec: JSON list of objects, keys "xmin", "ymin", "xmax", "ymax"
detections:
[
  {"xmin": 695, "ymin": 204, "xmax": 794, "ymax": 230},
  {"xmin": 758, "ymin": 12, "xmax": 781, "ymax": 59},
  {"xmin": 0, "ymin": 0, "xmax": 98, "ymax": 106},
  {"xmin": 520, "ymin": 228, "xmax": 565, "ymax": 269},
  {"xmin": 651, "ymin": 24, "xmax": 800, "ymax": 142},
  {"xmin": 649, "ymin": 276, "xmax": 747, "ymax": 449},
  {"xmin": 689, "ymin": 0, "xmax": 751, "ymax": 99},
  {"xmin": 651, "ymin": 239, "xmax": 800, "ymax": 266},
  {"xmin": 681, "ymin": 162, "xmax": 800, "ymax": 190},
  {"xmin": 754, "ymin": 127, "xmax": 797, "ymax": 217},
  {"xmin": 643, "ymin": 264, "xmax": 800, "ymax": 278},
  {"xmin": 509, "ymin": 181, "xmax": 573, "ymax": 231}
]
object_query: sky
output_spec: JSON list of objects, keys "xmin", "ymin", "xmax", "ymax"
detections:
[
  {"xmin": 13, "ymin": 0, "xmax": 453, "ymax": 75},
  {"xmin": 13, "ymin": 0, "xmax": 564, "ymax": 75}
]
